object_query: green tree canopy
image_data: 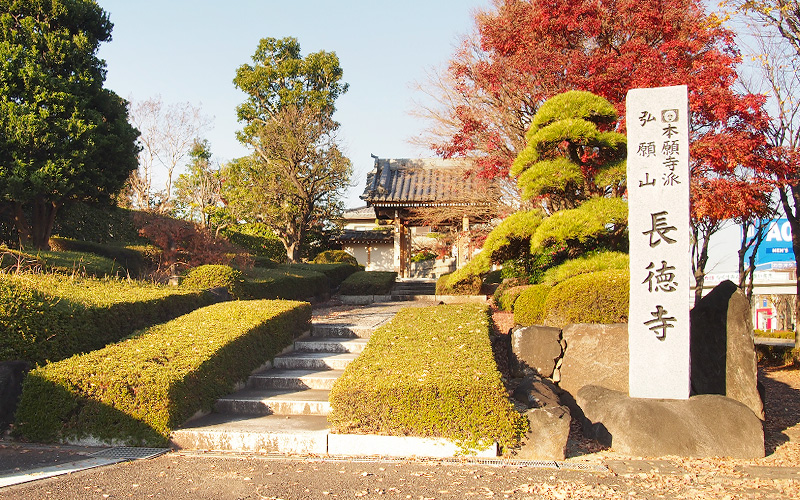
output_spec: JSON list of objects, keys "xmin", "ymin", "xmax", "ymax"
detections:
[
  {"xmin": 511, "ymin": 91, "xmax": 627, "ymax": 212},
  {"xmin": 0, "ymin": 0, "xmax": 140, "ymax": 249},
  {"xmin": 230, "ymin": 37, "xmax": 351, "ymax": 262}
]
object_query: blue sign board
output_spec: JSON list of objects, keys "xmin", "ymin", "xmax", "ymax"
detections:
[{"xmin": 750, "ymin": 219, "xmax": 796, "ymax": 270}]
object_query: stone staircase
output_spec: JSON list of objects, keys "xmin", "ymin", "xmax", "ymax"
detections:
[
  {"xmin": 391, "ymin": 279, "xmax": 437, "ymax": 300},
  {"xmin": 170, "ymin": 303, "xmax": 400, "ymax": 455}
]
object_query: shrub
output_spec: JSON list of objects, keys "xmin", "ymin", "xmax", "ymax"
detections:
[
  {"xmin": 290, "ymin": 263, "xmax": 359, "ymax": 287},
  {"xmin": 240, "ymin": 266, "xmax": 330, "ymax": 300},
  {"xmin": 14, "ymin": 300, "xmax": 311, "ymax": 446},
  {"xmin": 328, "ymin": 304, "xmax": 526, "ymax": 453},
  {"xmin": 313, "ymin": 250, "xmax": 359, "ymax": 266},
  {"xmin": 496, "ymin": 285, "xmax": 533, "ymax": 312},
  {"xmin": 182, "ymin": 264, "xmax": 245, "ymax": 298},
  {"xmin": 52, "ymin": 203, "xmax": 143, "ymax": 245},
  {"xmin": 540, "ymin": 250, "xmax": 628, "ymax": 286},
  {"xmin": 531, "ymin": 197, "xmax": 628, "ymax": 252},
  {"xmin": 133, "ymin": 212, "xmax": 251, "ymax": 279},
  {"xmin": 754, "ymin": 329, "xmax": 795, "ymax": 339},
  {"xmin": 513, "ymin": 284, "xmax": 553, "ymax": 326},
  {"xmin": 492, "ymin": 277, "xmax": 529, "ymax": 306},
  {"xmin": 338, "ymin": 271, "xmax": 397, "ymax": 295},
  {"xmin": 435, "ymin": 253, "xmax": 490, "ymax": 295},
  {"xmin": 411, "ymin": 249, "xmax": 437, "ymax": 263},
  {"xmin": 48, "ymin": 237, "xmax": 148, "ymax": 277},
  {"xmin": 542, "ymin": 269, "xmax": 629, "ymax": 327},
  {"xmin": 0, "ymin": 274, "xmax": 220, "ymax": 366},
  {"xmin": 221, "ymin": 223, "xmax": 286, "ymax": 263}
]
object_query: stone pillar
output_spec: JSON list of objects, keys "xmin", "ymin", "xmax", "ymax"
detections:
[{"xmin": 626, "ymin": 85, "xmax": 691, "ymax": 400}]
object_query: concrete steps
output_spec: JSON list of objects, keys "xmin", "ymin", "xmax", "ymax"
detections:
[
  {"xmin": 391, "ymin": 279, "xmax": 437, "ymax": 299},
  {"xmin": 247, "ymin": 369, "xmax": 343, "ymax": 390},
  {"xmin": 215, "ymin": 388, "xmax": 331, "ymax": 416},
  {"xmin": 171, "ymin": 302, "xmax": 405, "ymax": 454}
]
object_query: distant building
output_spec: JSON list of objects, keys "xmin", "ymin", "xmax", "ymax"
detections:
[
  {"xmin": 704, "ymin": 219, "xmax": 796, "ymax": 332},
  {"xmin": 336, "ymin": 157, "xmax": 498, "ymax": 278}
]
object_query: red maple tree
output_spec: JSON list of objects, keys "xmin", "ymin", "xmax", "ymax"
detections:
[{"xmin": 426, "ymin": 0, "xmax": 777, "ymax": 294}]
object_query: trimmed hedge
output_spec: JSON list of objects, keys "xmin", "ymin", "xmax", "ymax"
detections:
[
  {"xmin": 513, "ymin": 284, "xmax": 553, "ymax": 326},
  {"xmin": 496, "ymin": 285, "xmax": 533, "ymax": 312},
  {"xmin": 435, "ymin": 256, "xmax": 487, "ymax": 295},
  {"xmin": 182, "ymin": 264, "xmax": 245, "ymax": 298},
  {"xmin": 328, "ymin": 304, "xmax": 527, "ymax": 453},
  {"xmin": 338, "ymin": 271, "xmax": 397, "ymax": 295},
  {"xmin": 52, "ymin": 202, "xmax": 143, "ymax": 245},
  {"xmin": 290, "ymin": 263, "xmax": 359, "ymax": 287},
  {"xmin": 0, "ymin": 274, "xmax": 220, "ymax": 365},
  {"xmin": 240, "ymin": 266, "xmax": 330, "ymax": 300},
  {"xmin": 1, "ymin": 245, "xmax": 130, "ymax": 278},
  {"xmin": 14, "ymin": 300, "xmax": 311, "ymax": 446},
  {"xmin": 313, "ymin": 250, "xmax": 359, "ymax": 266},
  {"xmin": 542, "ymin": 269, "xmax": 629, "ymax": 327},
  {"xmin": 48, "ymin": 237, "xmax": 149, "ymax": 277}
]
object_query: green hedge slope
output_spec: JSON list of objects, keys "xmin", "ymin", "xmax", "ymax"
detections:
[
  {"xmin": 0, "ymin": 274, "xmax": 219, "ymax": 365},
  {"xmin": 14, "ymin": 300, "xmax": 311, "ymax": 446},
  {"xmin": 328, "ymin": 304, "xmax": 526, "ymax": 453}
]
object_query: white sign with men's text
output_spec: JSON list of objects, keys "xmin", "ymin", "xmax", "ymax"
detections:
[{"xmin": 626, "ymin": 85, "xmax": 691, "ymax": 400}]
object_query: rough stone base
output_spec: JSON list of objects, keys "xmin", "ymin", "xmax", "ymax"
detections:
[
  {"xmin": 577, "ymin": 385, "xmax": 764, "ymax": 459},
  {"xmin": 516, "ymin": 406, "xmax": 571, "ymax": 460},
  {"xmin": 511, "ymin": 325, "xmax": 563, "ymax": 378}
]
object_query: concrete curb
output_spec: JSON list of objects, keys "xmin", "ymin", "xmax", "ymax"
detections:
[{"xmin": 328, "ymin": 434, "xmax": 497, "ymax": 458}]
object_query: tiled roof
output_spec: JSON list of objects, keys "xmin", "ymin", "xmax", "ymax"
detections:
[
  {"xmin": 342, "ymin": 206, "xmax": 378, "ymax": 220},
  {"xmin": 360, "ymin": 158, "xmax": 494, "ymax": 207},
  {"xmin": 333, "ymin": 229, "xmax": 394, "ymax": 244}
]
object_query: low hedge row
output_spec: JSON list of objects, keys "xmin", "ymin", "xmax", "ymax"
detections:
[
  {"xmin": 290, "ymin": 263, "xmax": 360, "ymax": 288},
  {"xmin": 48, "ymin": 237, "xmax": 150, "ymax": 277},
  {"xmin": 313, "ymin": 250, "xmax": 359, "ymax": 266},
  {"xmin": 328, "ymin": 304, "xmax": 527, "ymax": 453},
  {"xmin": 14, "ymin": 300, "xmax": 311, "ymax": 446},
  {"xmin": 182, "ymin": 265, "xmax": 245, "ymax": 298},
  {"xmin": 240, "ymin": 266, "xmax": 330, "ymax": 300},
  {"xmin": 0, "ymin": 274, "xmax": 220, "ymax": 365},
  {"xmin": 513, "ymin": 284, "xmax": 552, "ymax": 326},
  {"xmin": 338, "ymin": 271, "xmax": 397, "ymax": 295},
  {"xmin": 542, "ymin": 269, "xmax": 629, "ymax": 327},
  {"xmin": 510, "ymin": 269, "xmax": 629, "ymax": 327},
  {"xmin": 1, "ymin": 246, "xmax": 128, "ymax": 278}
]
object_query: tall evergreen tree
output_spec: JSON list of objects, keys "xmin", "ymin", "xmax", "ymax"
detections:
[{"xmin": 0, "ymin": 0, "xmax": 139, "ymax": 249}]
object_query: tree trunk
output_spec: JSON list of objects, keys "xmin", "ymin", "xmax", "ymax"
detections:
[
  {"xmin": 13, "ymin": 199, "xmax": 59, "ymax": 250},
  {"xmin": 13, "ymin": 202, "xmax": 33, "ymax": 248},
  {"xmin": 692, "ymin": 224, "xmax": 712, "ymax": 306}
]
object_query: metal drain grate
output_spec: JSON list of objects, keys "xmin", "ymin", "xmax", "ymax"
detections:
[
  {"xmin": 250, "ymin": 454, "xmax": 606, "ymax": 472},
  {"xmin": 554, "ymin": 462, "xmax": 608, "ymax": 472},
  {"xmin": 90, "ymin": 447, "xmax": 169, "ymax": 461}
]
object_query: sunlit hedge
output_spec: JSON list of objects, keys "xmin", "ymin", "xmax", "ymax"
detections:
[{"xmin": 14, "ymin": 300, "xmax": 311, "ymax": 446}]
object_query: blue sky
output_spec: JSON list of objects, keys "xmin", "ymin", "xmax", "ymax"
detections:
[{"xmin": 95, "ymin": 0, "xmax": 492, "ymax": 207}]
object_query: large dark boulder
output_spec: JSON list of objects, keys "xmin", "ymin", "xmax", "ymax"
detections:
[
  {"xmin": 512, "ymin": 374, "xmax": 562, "ymax": 409},
  {"xmin": 558, "ymin": 323, "xmax": 628, "ymax": 397},
  {"xmin": 511, "ymin": 325, "xmax": 563, "ymax": 378},
  {"xmin": 577, "ymin": 385, "xmax": 765, "ymax": 459},
  {"xmin": 690, "ymin": 280, "xmax": 763, "ymax": 419},
  {"xmin": 0, "ymin": 360, "xmax": 31, "ymax": 428}
]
